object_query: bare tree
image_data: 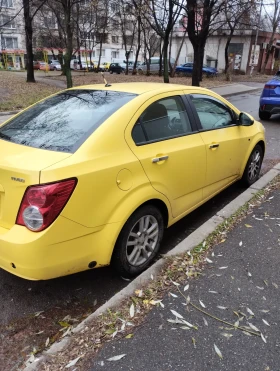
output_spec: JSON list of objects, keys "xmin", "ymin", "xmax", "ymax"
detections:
[
  {"xmin": 144, "ymin": 0, "xmax": 183, "ymax": 83},
  {"xmin": 261, "ymin": 0, "xmax": 280, "ymax": 73},
  {"xmin": 223, "ymin": 0, "xmax": 254, "ymax": 78},
  {"xmin": 182, "ymin": 0, "xmax": 226, "ymax": 86},
  {"xmin": 22, "ymin": 0, "xmax": 47, "ymax": 83}
]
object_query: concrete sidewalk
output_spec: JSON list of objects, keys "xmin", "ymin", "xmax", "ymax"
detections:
[{"xmin": 91, "ymin": 176, "xmax": 280, "ymax": 371}]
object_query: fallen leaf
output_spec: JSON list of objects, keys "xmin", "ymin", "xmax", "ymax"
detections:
[
  {"xmin": 239, "ymin": 241, "xmax": 243, "ymax": 246},
  {"xmin": 245, "ymin": 224, "xmax": 253, "ymax": 228},
  {"xmin": 209, "ymin": 290, "xmax": 218, "ymax": 294},
  {"xmin": 184, "ymin": 284, "xmax": 189, "ymax": 291},
  {"xmin": 125, "ymin": 333, "xmax": 133, "ymax": 339},
  {"xmin": 107, "ymin": 354, "xmax": 126, "ymax": 361},
  {"xmin": 261, "ymin": 333, "xmax": 267, "ymax": 343},
  {"xmin": 66, "ymin": 356, "xmax": 83, "ymax": 368},
  {"xmin": 259, "ymin": 310, "xmax": 270, "ymax": 313},
  {"xmin": 248, "ymin": 322, "xmax": 260, "ymax": 332},
  {"xmin": 248, "ymin": 272, "xmax": 252, "ymax": 277},
  {"xmin": 135, "ymin": 289, "xmax": 143, "ymax": 297},
  {"xmin": 217, "ymin": 306, "xmax": 227, "ymax": 310},
  {"xmin": 199, "ymin": 300, "xmax": 206, "ymax": 308},
  {"xmin": 171, "ymin": 280, "xmax": 180, "ymax": 286},
  {"xmin": 151, "ymin": 274, "xmax": 154, "ymax": 280},
  {"xmin": 219, "ymin": 266, "xmax": 228, "ymax": 270},
  {"xmin": 214, "ymin": 343, "xmax": 223, "ymax": 359},
  {"xmin": 220, "ymin": 239, "xmax": 226, "ymax": 243},
  {"xmin": 181, "ymin": 326, "xmax": 191, "ymax": 330},
  {"xmin": 34, "ymin": 311, "xmax": 44, "ymax": 317},
  {"xmin": 205, "ymin": 258, "xmax": 213, "ymax": 263},
  {"xmin": 203, "ymin": 317, "xmax": 208, "ymax": 326},
  {"xmin": 256, "ymin": 286, "xmax": 264, "ymax": 290},
  {"xmin": 182, "ymin": 319, "xmax": 197, "ymax": 329},
  {"xmin": 35, "ymin": 331, "xmax": 44, "ymax": 335},
  {"xmin": 247, "ymin": 308, "xmax": 255, "ymax": 316},
  {"xmin": 221, "ymin": 333, "xmax": 233, "ymax": 338},
  {"xmin": 45, "ymin": 337, "xmax": 49, "ymax": 347},
  {"xmin": 272, "ymin": 282, "xmax": 278, "ymax": 289},
  {"xmin": 130, "ymin": 303, "xmax": 135, "ymax": 318},
  {"xmin": 170, "ymin": 293, "xmax": 178, "ymax": 298},
  {"xmin": 170, "ymin": 309, "xmax": 183, "ymax": 319},
  {"xmin": 262, "ymin": 319, "xmax": 270, "ymax": 326}
]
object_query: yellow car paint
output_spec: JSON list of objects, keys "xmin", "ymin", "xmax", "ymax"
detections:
[{"xmin": 0, "ymin": 83, "xmax": 265, "ymax": 280}]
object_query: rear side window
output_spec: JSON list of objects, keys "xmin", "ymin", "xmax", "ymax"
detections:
[
  {"xmin": 0, "ymin": 90, "xmax": 136, "ymax": 153},
  {"xmin": 132, "ymin": 96, "xmax": 192, "ymax": 145}
]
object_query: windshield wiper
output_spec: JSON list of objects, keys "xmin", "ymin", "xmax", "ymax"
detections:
[{"xmin": 0, "ymin": 132, "xmax": 11, "ymax": 141}]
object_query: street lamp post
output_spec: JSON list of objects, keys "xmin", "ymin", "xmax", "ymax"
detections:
[{"xmin": 250, "ymin": 0, "xmax": 263, "ymax": 76}]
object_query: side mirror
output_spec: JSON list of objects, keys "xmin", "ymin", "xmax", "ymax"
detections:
[{"xmin": 239, "ymin": 112, "xmax": 254, "ymax": 126}]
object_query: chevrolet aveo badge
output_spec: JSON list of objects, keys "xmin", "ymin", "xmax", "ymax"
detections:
[{"xmin": 11, "ymin": 177, "xmax": 25, "ymax": 183}]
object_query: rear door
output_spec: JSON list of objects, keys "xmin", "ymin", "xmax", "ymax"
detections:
[{"xmin": 125, "ymin": 92, "xmax": 206, "ymax": 219}]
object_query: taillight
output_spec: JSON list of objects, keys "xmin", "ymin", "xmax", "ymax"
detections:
[
  {"xmin": 264, "ymin": 85, "xmax": 276, "ymax": 89},
  {"xmin": 16, "ymin": 178, "xmax": 77, "ymax": 232}
]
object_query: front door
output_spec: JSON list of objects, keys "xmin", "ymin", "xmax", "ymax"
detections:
[{"xmin": 187, "ymin": 93, "xmax": 247, "ymax": 199}]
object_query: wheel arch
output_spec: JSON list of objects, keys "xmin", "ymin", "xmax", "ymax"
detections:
[{"xmin": 240, "ymin": 139, "xmax": 265, "ymax": 178}]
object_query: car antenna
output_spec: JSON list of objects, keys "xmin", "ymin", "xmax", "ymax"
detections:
[{"xmin": 101, "ymin": 72, "xmax": 111, "ymax": 87}]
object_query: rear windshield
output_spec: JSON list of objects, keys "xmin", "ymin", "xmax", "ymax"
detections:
[{"xmin": 0, "ymin": 89, "xmax": 136, "ymax": 153}]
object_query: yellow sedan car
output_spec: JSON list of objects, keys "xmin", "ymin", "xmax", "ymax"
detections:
[{"xmin": 0, "ymin": 83, "xmax": 265, "ymax": 280}]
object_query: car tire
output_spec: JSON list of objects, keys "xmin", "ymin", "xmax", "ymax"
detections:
[
  {"xmin": 258, "ymin": 109, "xmax": 271, "ymax": 120},
  {"xmin": 111, "ymin": 205, "xmax": 164, "ymax": 278},
  {"xmin": 241, "ymin": 144, "xmax": 264, "ymax": 186}
]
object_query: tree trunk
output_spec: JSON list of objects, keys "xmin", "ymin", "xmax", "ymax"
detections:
[
  {"xmin": 62, "ymin": 2, "xmax": 73, "ymax": 88},
  {"xmin": 23, "ymin": 0, "xmax": 35, "ymax": 83},
  {"xmin": 132, "ymin": 15, "xmax": 141, "ymax": 75},
  {"xmin": 192, "ymin": 45, "xmax": 200, "ymax": 86},
  {"xmin": 171, "ymin": 29, "xmax": 187, "ymax": 78},
  {"xmin": 98, "ymin": 40, "xmax": 103, "ymax": 72},
  {"xmin": 162, "ymin": 35, "xmax": 169, "ymax": 83}
]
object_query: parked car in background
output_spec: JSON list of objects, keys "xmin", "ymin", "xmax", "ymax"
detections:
[
  {"xmin": 138, "ymin": 57, "xmax": 175, "ymax": 73},
  {"xmin": 259, "ymin": 71, "xmax": 280, "ymax": 120},
  {"xmin": 0, "ymin": 83, "xmax": 265, "ymax": 280},
  {"xmin": 49, "ymin": 60, "xmax": 62, "ymax": 71},
  {"xmin": 33, "ymin": 61, "xmax": 46, "ymax": 70},
  {"xmin": 39, "ymin": 62, "xmax": 49, "ymax": 71},
  {"xmin": 109, "ymin": 63, "xmax": 124, "ymax": 74},
  {"xmin": 175, "ymin": 63, "xmax": 218, "ymax": 77}
]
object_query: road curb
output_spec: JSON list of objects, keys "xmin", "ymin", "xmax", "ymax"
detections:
[
  {"xmin": 211, "ymin": 87, "xmax": 262, "ymax": 98},
  {"xmin": 24, "ymin": 163, "xmax": 280, "ymax": 371}
]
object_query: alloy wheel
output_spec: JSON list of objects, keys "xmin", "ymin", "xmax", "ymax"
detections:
[{"xmin": 126, "ymin": 215, "xmax": 159, "ymax": 266}]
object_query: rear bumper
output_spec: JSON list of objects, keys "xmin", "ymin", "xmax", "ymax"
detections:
[
  {"xmin": 259, "ymin": 99, "xmax": 280, "ymax": 114},
  {"xmin": 0, "ymin": 217, "xmax": 121, "ymax": 280}
]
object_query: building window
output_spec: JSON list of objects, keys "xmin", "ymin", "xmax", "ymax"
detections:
[
  {"xmin": 111, "ymin": 19, "xmax": 119, "ymax": 29},
  {"xmin": 112, "ymin": 36, "xmax": 118, "ymax": 44},
  {"xmin": 2, "ymin": 36, "xmax": 18, "ymax": 49},
  {"xmin": 111, "ymin": 51, "xmax": 119, "ymax": 59},
  {"xmin": 95, "ymin": 48, "xmax": 105, "ymax": 57},
  {"xmin": 43, "ymin": 17, "xmax": 56, "ymax": 29},
  {"xmin": 1, "ymin": 15, "xmax": 16, "ymax": 28},
  {"xmin": 80, "ymin": 31, "xmax": 94, "ymax": 40},
  {"xmin": 96, "ymin": 33, "xmax": 108, "ymax": 43},
  {"xmin": 1, "ymin": 0, "xmax": 13, "ymax": 7}
]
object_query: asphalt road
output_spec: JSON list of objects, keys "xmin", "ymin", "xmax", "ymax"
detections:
[{"xmin": 0, "ymin": 88, "xmax": 279, "ymax": 328}]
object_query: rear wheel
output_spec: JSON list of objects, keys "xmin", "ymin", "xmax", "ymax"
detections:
[
  {"xmin": 111, "ymin": 205, "xmax": 164, "ymax": 278},
  {"xmin": 241, "ymin": 144, "xmax": 263, "ymax": 186},
  {"xmin": 259, "ymin": 109, "xmax": 271, "ymax": 120}
]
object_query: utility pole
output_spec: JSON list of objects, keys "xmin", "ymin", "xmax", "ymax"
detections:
[{"xmin": 250, "ymin": 0, "xmax": 263, "ymax": 76}]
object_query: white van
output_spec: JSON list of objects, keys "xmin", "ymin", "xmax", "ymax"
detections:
[{"xmin": 138, "ymin": 57, "xmax": 175, "ymax": 72}]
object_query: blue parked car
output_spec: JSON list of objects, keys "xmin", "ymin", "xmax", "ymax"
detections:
[
  {"xmin": 259, "ymin": 71, "xmax": 280, "ymax": 120},
  {"xmin": 175, "ymin": 62, "xmax": 218, "ymax": 77}
]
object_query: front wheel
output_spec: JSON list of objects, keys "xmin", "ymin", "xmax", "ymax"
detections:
[
  {"xmin": 241, "ymin": 144, "xmax": 263, "ymax": 186},
  {"xmin": 259, "ymin": 109, "xmax": 271, "ymax": 120},
  {"xmin": 111, "ymin": 205, "xmax": 164, "ymax": 278}
]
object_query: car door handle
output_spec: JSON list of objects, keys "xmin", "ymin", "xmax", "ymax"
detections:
[
  {"xmin": 152, "ymin": 155, "xmax": 169, "ymax": 163},
  {"xmin": 209, "ymin": 144, "xmax": 220, "ymax": 149}
]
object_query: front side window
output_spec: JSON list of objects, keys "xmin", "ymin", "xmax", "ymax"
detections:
[
  {"xmin": 0, "ymin": 90, "xmax": 137, "ymax": 153},
  {"xmin": 132, "ymin": 96, "xmax": 192, "ymax": 145},
  {"xmin": 190, "ymin": 95, "xmax": 235, "ymax": 130}
]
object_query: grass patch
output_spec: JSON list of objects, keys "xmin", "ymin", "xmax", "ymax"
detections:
[{"xmin": 0, "ymin": 71, "xmax": 60, "ymax": 111}]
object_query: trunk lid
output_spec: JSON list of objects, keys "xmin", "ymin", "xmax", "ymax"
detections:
[{"xmin": 0, "ymin": 140, "xmax": 71, "ymax": 229}]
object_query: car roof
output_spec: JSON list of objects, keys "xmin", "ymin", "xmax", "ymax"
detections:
[{"xmin": 70, "ymin": 82, "xmax": 207, "ymax": 95}]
